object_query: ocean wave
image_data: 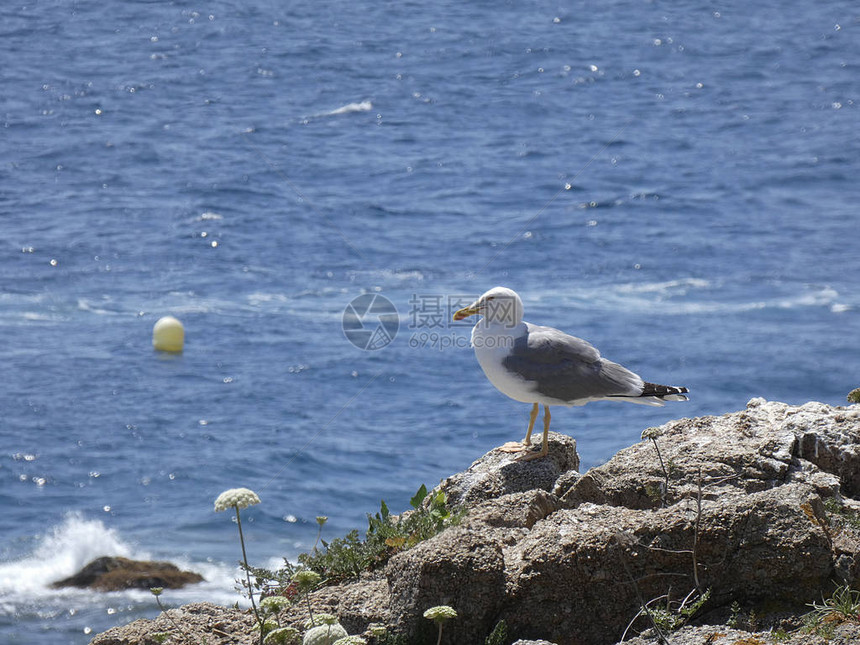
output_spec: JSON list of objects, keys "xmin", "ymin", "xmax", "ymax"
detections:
[
  {"xmin": 0, "ymin": 514, "xmax": 243, "ymax": 619},
  {"xmin": 303, "ymin": 100, "xmax": 374, "ymax": 120},
  {"xmin": 528, "ymin": 280, "xmax": 844, "ymax": 316},
  {"xmin": 0, "ymin": 514, "xmax": 135, "ymax": 605},
  {"xmin": 321, "ymin": 100, "xmax": 373, "ymax": 117},
  {"xmin": 614, "ymin": 278, "xmax": 711, "ymax": 295}
]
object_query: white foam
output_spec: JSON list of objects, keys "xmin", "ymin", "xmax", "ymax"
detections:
[
  {"xmin": 614, "ymin": 277, "xmax": 710, "ymax": 295},
  {"xmin": 528, "ymin": 279, "xmax": 843, "ymax": 316},
  {"xmin": 0, "ymin": 514, "xmax": 246, "ymax": 622},
  {"xmin": 324, "ymin": 100, "xmax": 373, "ymax": 116},
  {"xmin": 0, "ymin": 514, "xmax": 136, "ymax": 600},
  {"xmin": 77, "ymin": 298, "xmax": 120, "ymax": 316}
]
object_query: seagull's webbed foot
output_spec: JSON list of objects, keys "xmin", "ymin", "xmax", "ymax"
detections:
[{"xmin": 516, "ymin": 444, "xmax": 549, "ymax": 461}]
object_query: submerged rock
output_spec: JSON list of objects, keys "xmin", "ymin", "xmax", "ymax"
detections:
[{"xmin": 54, "ymin": 556, "xmax": 203, "ymax": 591}]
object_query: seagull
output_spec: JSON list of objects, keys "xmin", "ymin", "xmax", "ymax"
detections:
[{"xmin": 453, "ymin": 286, "xmax": 689, "ymax": 460}]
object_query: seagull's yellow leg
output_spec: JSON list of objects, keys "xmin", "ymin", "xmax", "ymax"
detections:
[
  {"xmin": 523, "ymin": 402, "xmax": 539, "ymax": 446},
  {"xmin": 519, "ymin": 405, "xmax": 551, "ymax": 461},
  {"xmin": 498, "ymin": 403, "xmax": 539, "ymax": 453}
]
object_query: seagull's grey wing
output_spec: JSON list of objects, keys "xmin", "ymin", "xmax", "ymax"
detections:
[{"xmin": 502, "ymin": 324, "xmax": 644, "ymax": 402}]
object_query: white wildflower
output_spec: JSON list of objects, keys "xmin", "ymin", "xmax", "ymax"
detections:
[
  {"xmin": 304, "ymin": 612, "xmax": 337, "ymax": 628},
  {"xmin": 423, "ymin": 605, "xmax": 457, "ymax": 622},
  {"xmin": 302, "ymin": 623, "xmax": 348, "ymax": 645},
  {"xmin": 264, "ymin": 626, "xmax": 299, "ymax": 644},
  {"xmin": 214, "ymin": 487, "xmax": 261, "ymax": 512}
]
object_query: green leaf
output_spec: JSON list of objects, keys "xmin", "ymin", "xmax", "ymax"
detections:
[{"xmin": 410, "ymin": 484, "xmax": 428, "ymax": 509}]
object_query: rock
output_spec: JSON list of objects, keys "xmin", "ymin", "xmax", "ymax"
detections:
[
  {"xmin": 503, "ymin": 486, "xmax": 831, "ymax": 643},
  {"xmin": 560, "ymin": 401, "xmax": 801, "ymax": 509},
  {"xmin": 90, "ymin": 601, "xmax": 256, "ymax": 645},
  {"xmin": 385, "ymin": 526, "xmax": 508, "ymax": 644},
  {"xmin": 278, "ymin": 573, "xmax": 390, "ymax": 636},
  {"xmin": 620, "ymin": 622, "xmax": 860, "ymax": 644},
  {"xmin": 462, "ymin": 489, "xmax": 560, "ymax": 530},
  {"xmin": 53, "ymin": 556, "xmax": 203, "ymax": 591},
  {"xmin": 439, "ymin": 431, "xmax": 579, "ymax": 507},
  {"xmin": 89, "ymin": 400, "xmax": 860, "ymax": 645},
  {"xmin": 382, "ymin": 400, "xmax": 859, "ymax": 644},
  {"xmin": 790, "ymin": 401, "xmax": 860, "ymax": 497},
  {"xmin": 560, "ymin": 399, "xmax": 858, "ymax": 511}
]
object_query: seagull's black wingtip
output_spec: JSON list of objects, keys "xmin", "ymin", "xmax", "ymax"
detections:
[{"xmin": 642, "ymin": 382, "xmax": 689, "ymax": 398}]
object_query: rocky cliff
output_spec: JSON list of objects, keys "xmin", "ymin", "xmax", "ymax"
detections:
[{"xmin": 92, "ymin": 399, "xmax": 860, "ymax": 645}]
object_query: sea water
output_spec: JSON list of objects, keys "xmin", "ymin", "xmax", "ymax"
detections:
[{"xmin": 2, "ymin": 1, "xmax": 858, "ymax": 642}]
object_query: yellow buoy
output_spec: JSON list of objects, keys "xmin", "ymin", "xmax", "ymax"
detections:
[{"xmin": 153, "ymin": 316, "xmax": 185, "ymax": 352}]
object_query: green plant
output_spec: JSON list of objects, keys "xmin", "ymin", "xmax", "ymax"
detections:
[
  {"xmin": 423, "ymin": 606, "xmax": 457, "ymax": 645},
  {"xmin": 304, "ymin": 613, "xmax": 338, "ymax": 629},
  {"xmin": 264, "ymin": 627, "xmax": 299, "ymax": 644},
  {"xmin": 292, "ymin": 570, "xmax": 322, "ymax": 625},
  {"xmin": 297, "ymin": 485, "xmax": 463, "ymax": 584},
  {"xmin": 728, "ymin": 600, "xmax": 742, "ymax": 628},
  {"xmin": 244, "ymin": 560, "xmax": 299, "ymax": 598},
  {"xmin": 648, "ymin": 589, "xmax": 711, "ymax": 632},
  {"xmin": 824, "ymin": 497, "xmax": 860, "ymax": 531},
  {"xmin": 769, "ymin": 628, "xmax": 791, "ymax": 643},
  {"xmin": 373, "ymin": 635, "xmax": 408, "ymax": 645},
  {"xmin": 484, "ymin": 619, "xmax": 508, "ymax": 645},
  {"xmin": 366, "ymin": 624, "xmax": 409, "ymax": 645},
  {"xmin": 261, "ymin": 595, "xmax": 291, "ymax": 617},
  {"xmin": 257, "ymin": 594, "xmax": 293, "ymax": 640},
  {"xmin": 228, "ymin": 484, "xmax": 463, "ymax": 630},
  {"xmin": 803, "ymin": 583, "xmax": 860, "ymax": 635}
]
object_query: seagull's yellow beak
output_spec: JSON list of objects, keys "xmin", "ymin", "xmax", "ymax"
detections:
[{"xmin": 453, "ymin": 302, "xmax": 480, "ymax": 321}]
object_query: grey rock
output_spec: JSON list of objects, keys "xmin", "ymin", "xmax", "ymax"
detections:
[
  {"xmin": 90, "ymin": 400, "xmax": 860, "ymax": 645},
  {"xmin": 550, "ymin": 469, "xmax": 583, "ymax": 498},
  {"xmin": 90, "ymin": 601, "xmax": 256, "ymax": 645},
  {"xmin": 503, "ymin": 485, "xmax": 831, "ymax": 643},
  {"xmin": 385, "ymin": 526, "xmax": 507, "ymax": 644},
  {"xmin": 280, "ymin": 573, "xmax": 390, "ymax": 636},
  {"xmin": 562, "ymin": 399, "xmax": 858, "ymax": 512},
  {"xmin": 790, "ymin": 400, "xmax": 860, "ymax": 497},
  {"xmin": 619, "ymin": 622, "xmax": 860, "ymax": 644},
  {"xmin": 462, "ymin": 489, "xmax": 560, "ymax": 530},
  {"xmin": 439, "ymin": 431, "xmax": 579, "ymax": 508}
]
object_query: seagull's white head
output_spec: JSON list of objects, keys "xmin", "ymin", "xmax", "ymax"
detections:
[{"xmin": 452, "ymin": 286, "xmax": 524, "ymax": 326}]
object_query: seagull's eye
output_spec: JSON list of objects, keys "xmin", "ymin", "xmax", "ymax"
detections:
[{"xmin": 485, "ymin": 296, "xmax": 495, "ymax": 301}]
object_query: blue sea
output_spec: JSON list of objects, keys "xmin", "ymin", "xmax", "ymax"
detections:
[{"xmin": 2, "ymin": 1, "xmax": 858, "ymax": 642}]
